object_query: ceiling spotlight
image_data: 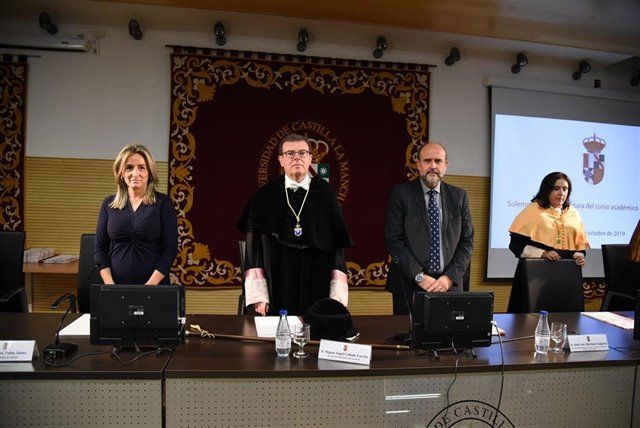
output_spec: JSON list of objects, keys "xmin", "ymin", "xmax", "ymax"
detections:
[
  {"xmin": 128, "ymin": 19, "xmax": 143, "ymax": 40},
  {"xmin": 373, "ymin": 36, "xmax": 387, "ymax": 59},
  {"xmin": 511, "ymin": 52, "xmax": 528, "ymax": 74},
  {"xmin": 214, "ymin": 21, "xmax": 226, "ymax": 46},
  {"xmin": 630, "ymin": 70, "xmax": 640, "ymax": 87},
  {"xmin": 572, "ymin": 60, "xmax": 591, "ymax": 81},
  {"xmin": 444, "ymin": 47, "xmax": 460, "ymax": 66},
  {"xmin": 297, "ymin": 28, "xmax": 309, "ymax": 52},
  {"xmin": 38, "ymin": 12, "xmax": 58, "ymax": 35}
]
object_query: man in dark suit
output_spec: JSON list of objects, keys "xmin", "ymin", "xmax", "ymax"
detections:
[{"xmin": 385, "ymin": 142, "xmax": 474, "ymax": 314}]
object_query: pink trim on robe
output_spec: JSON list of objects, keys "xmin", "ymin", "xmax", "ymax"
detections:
[
  {"xmin": 244, "ymin": 268, "xmax": 269, "ymax": 307},
  {"xmin": 330, "ymin": 269, "xmax": 349, "ymax": 307}
]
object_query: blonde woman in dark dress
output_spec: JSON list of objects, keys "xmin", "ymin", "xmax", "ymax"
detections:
[{"xmin": 94, "ymin": 145, "xmax": 178, "ymax": 285}]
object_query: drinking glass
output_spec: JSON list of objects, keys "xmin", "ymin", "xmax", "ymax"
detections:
[
  {"xmin": 293, "ymin": 323, "xmax": 310, "ymax": 359},
  {"xmin": 550, "ymin": 322, "xmax": 567, "ymax": 353}
]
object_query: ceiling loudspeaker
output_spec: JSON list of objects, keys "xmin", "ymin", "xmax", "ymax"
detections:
[
  {"xmin": 373, "ymin": 36, "xmax": 387, "ymax": 59},
  {"xmin": 128, "ymin": 19, "xmax": 143, "ymax": 40},
  {"xmin": 444, "ymin": 47, "xmax": 460, "ymax": 66},
  {"xmin": 39, "ymin": 12, "xmax": 58, "ymax": 35},
  {"xmin": 511, "ymin": 52, "xmax": 528, "ymax": 74},
  {"xmin": 297, "ymin": 28, "xmax": 309, "ymax": 52},
  {"xmin": 214, "ymin": 21, "xmax": 226, "ymax": 46},
  {"xmin": 572, "ymin": 60, "xmax": 591, "ymax": 80}
]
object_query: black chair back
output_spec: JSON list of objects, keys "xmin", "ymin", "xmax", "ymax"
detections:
[
  {"xmin": 77, "ymin": 233, "xmax": 102, "ymax": 313},
  {"xmin": 600, "ymin": 290, "xmax": 635, "ymax": 311},
  {"xmin": 602, "ymin": 244, "xmax": 640, "ymax": 297},
  {"xmin": 237, "ymin": 240, "xmax": 247, "ymax": 315},
  {"xmin": 508, "ymin": 258, "xmax": 584, "ymax": 313},
  {"xmin": 635, "ymin": 290, "xmax": 640, "ymax": 340},
  {"xmin": 0, "ymin": 230, "xmax": 26, "ymax": 312}
]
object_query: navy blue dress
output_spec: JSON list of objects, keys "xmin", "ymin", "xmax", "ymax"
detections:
[{"xmin": 94, "ymin": 192, "xmax": 178, "ymax": 285}]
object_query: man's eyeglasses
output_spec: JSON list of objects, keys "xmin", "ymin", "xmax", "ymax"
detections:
[{"xmin": 280, "ymin": 150, "xmax": 311, "ymax": 159}]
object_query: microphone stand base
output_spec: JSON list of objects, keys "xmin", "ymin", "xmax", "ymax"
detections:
[
  {"xmin": 393, "ymin": 331, "xmax": 412, "ymax": 345},
  {"xmin": 44, "ymin": 342, "xmax": 78, "ymax": 359}
]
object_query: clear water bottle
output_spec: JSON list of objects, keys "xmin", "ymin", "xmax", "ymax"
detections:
[
  {"xmin": 535, "ymin": 310, "xmax": 550, "ymax": 354},
  {"xmin": 275, "ymin": 309, "xmax": 291, "ymax": 357}
]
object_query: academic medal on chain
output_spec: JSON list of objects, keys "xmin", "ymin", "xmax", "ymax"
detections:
[{"xmin": 285, "ymin": 185, "xmax": 310, "ymax": 238}]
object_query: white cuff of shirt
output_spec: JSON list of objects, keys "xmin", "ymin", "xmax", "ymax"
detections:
[
  {"xmin": 244, "ymin": 268, "xmax": 269, "ymax": 307},
  {"xmin": 521, "ymin": 245, "xmax": 545, "ymax": 259},
  {"xmin": 329, "ymin": 270, "xmax": 349, "ymax": 307}
]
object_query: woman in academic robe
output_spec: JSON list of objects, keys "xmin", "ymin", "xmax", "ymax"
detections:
[
  {"xmin": 507, "ymin": 172, "xmax": 590, "ymax": 312},
  {"xmin": 94, "ymin": 145, "xmax": 178, "ymax": 285},
  {"xmin": 508, "ymin": 171, "xmax": 590, "ymax": 264}
]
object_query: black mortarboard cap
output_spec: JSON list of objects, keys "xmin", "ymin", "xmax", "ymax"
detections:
[{"xmin": 304, "ymin": 298, "xmax": 359, "ymax": 342}]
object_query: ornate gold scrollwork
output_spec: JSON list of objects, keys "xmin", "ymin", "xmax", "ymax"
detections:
[{"xmin": 169, "ymin": 53, "xmax": 429, "ymax": 286}]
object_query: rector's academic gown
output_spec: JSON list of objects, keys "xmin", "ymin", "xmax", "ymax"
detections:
[{"xmin": 238, "ymin": 175, "xmax": 353, "ymax": 315}]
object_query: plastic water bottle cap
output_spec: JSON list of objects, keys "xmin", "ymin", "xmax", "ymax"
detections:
[
  {"xmin": 540, "ymin": 310, "xmax": 548, "ymax": 315},
  {"xmin": 279, "ymin": 309, "xmax": 288, "ymax": 316}
]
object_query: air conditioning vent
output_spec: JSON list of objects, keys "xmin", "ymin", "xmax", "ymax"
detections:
[{"xmin": 0, "ymin": 36, "xmax": 91, "ymax": 52}]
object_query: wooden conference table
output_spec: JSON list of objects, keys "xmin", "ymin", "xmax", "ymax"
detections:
[
  {"xmin": 23, "ymin": 261, "xmax": 79, "ymax": 312},
  {"xmin": 1, "ymin": 312, "xmax": 639, "ymax": 427},
  {"xmin": 0, "ymin": 313, "xmax": 169, "ymax": 427}
]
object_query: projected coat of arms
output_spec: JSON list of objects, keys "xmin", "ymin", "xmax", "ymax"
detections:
[
  {"xmin": 168, "ymin": 48, "xmax": 431, "ymax": 287},
  {"xmin": 582, "ymin": 133, "xmax": 606, "ymax": 185}
]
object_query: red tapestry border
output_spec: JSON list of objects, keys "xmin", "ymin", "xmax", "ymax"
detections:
[
  {"xmin": 168, "ymin": 48, "xmax": 430, "ymax": 287},
  {"xmin": 168, "ymin": 45, "xmax": 435, "ymax": 72},
  {"xmin": 0, "ymin": 56, "xmax": 27, "ymax": 231}
]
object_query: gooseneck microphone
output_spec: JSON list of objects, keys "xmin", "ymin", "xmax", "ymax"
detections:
[{"xmin": 44, "ymin": 293, "xmax": 79, "ymax": 359}]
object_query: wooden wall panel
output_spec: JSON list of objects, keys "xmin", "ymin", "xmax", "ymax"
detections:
[
  {"xmin": 24, "ymin": 157, "xmax": 168, "ymax": 254},
  {"xmin": 31, "ymin": 274, "xmax": 77, "ymax": 313},
  {"xmin": 29, "ymin": 157, "xmax": 598, "ymax": 314},
  {"xmin": 34, "ymin": 284, "xmax": 396, "ymax": 315},
  {"xmin": 444, "ymin": 174, "xmax": 511, "ymax": 310},
  {"xmin": 186, "ymin": 287, "xmax": 241, "ymax": 315},
  {"xmin": 35, "ymin": 279, "xmax": 601, "ymax": 315},
  {"xmin": 186, "ymin": 287, "xmax": 391, "ymax": 315},
  {"xmin": 346, "ymin": 288, "xmax": 393, "ymax": 315}
]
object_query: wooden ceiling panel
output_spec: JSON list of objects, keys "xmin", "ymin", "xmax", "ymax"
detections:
[
  {"xmin": 97, "ymin": 0, "xmax": 640, "ymax": 53},
  {"xmin": 1, "ymin": 0, "xmax": 638, "ymax": 57}
]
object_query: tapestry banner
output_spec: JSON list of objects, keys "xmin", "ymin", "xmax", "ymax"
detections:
[
  {"xmin": 168, "ymin": 48, "xmax": 430, "ymax": 287},
  {"xmin": 0, "ymin": 55, "xmax": 27, "ymax": 231}
]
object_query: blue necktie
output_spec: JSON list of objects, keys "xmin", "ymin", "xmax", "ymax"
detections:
[{"xmin": 427, "ymin": 189, "xmax": 441, "ymax": 274}]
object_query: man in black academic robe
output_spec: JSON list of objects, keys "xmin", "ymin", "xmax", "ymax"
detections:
[{"xmin": 238, "ymin": 134, "xmax": 353, "ymax": 316}]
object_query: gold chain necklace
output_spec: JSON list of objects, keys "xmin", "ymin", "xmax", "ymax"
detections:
[
  {"xmin": 284, "ymin": 185, "xmax": 309, "ymax": 237},
  {"xmin": 551, "ymin": 208, "xmax": 565, "ymax": 248}
]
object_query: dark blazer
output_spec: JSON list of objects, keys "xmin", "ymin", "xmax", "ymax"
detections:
[{"xmin": 385, "ymin": 179, "xmax": 473, "ymax": 295}]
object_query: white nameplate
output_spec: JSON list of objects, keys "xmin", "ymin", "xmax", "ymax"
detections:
[
  {"xmin": 567, "ymin": 334, "xmax": 609, "ymax": 352},
  {"xmin": 318, "ymin": 339, "xmax": 371, "ymax": 366},
  {"xmin": 0, "ymin": 340, "xmax": 38, "ymax": 361}
]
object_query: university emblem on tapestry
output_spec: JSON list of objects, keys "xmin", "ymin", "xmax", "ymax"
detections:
[
  {"xmin": 310, "ymin": 137, "xmax": 330, "ymax": 183},
  {"xmin": 260, "ymin": 120, "xmax": 351, "ymax": 205},
  {"xmin": 582, "ymin": 133, "xmax": 606, "ymax": 185},
  {"xmin": 168, "ymin": 48, "xmax": 431, "ymax": 287}
]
